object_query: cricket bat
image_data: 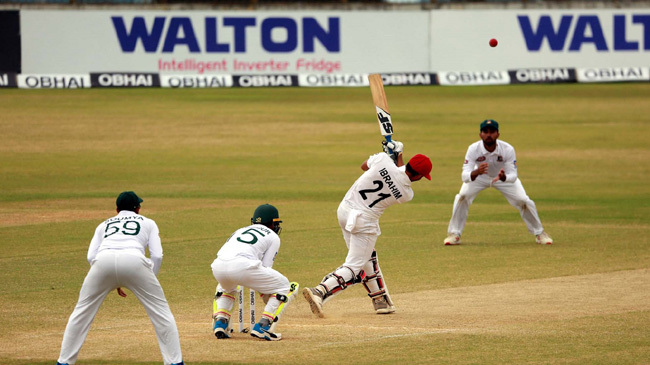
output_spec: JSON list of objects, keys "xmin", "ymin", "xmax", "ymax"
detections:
[{"xmin": 368, "ymin": 74, "xmax": 395, "ymax": 159}]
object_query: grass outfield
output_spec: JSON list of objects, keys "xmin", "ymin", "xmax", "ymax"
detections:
[{"xmin": 1, "ymin": 84, "xmax": 648, "ymax": 364}]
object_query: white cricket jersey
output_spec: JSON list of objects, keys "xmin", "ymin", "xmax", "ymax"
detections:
[
  {"xmin": 216, "ymin": 224, "xmax": 280, "ymax": 268},
  {"xmin": 461, "ymin": 140, "xmax": 518, "ymax": 183},
  {"xmin": 87, "ymin": 210, "xmax": 163, "ymax": 274},
  {"xmin": 342, "ymin": 153, "xmax": 414, "ymax": 218}
]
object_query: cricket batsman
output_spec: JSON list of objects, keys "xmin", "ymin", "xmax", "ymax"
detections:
[{"xmin": 303, "ymin": 141, "xmax": 432, "ymax": 316}]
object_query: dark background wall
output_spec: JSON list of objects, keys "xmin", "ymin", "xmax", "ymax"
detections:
[{"xmin": 0, "ymin": 11, "xmax": 20, "ymax": 73}]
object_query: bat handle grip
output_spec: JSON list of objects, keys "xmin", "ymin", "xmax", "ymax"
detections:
[{"xmin": 385, "ymin": 135, "xmax": 393, "ymax": 155}]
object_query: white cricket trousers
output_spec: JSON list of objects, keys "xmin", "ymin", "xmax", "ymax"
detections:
[
  {"xmin": 211, "ymin": 257, "xmax": 290, "ymax": 317},
  {"xmin": 58, "ymin": 250, "xmax": 183, "ymax": 365},
  {"xmin": 329, "ymin": 202, "xmax": 380, "ymax": 282},
  {"xmin": 447, "ymin": 176, "xmax": 545, "ymax": 236}
]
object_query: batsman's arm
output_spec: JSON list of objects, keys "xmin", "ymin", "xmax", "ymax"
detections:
[{"xmin": 395, "ymin": 152, "xmax": 404, "ymax": 167}]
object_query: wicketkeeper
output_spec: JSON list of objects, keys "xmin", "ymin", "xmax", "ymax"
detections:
[
  {"xmin": 211, "ymin": 204, "xmax": 297, "ymax": 341},
  {"xmin": 303, "ymin": 141, "xmax": 432, "ymax": 316}
]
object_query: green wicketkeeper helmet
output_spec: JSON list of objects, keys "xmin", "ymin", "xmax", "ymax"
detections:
[{"xmin": 251, "ymin": 204, "xmax": 282, "ymax": 234}]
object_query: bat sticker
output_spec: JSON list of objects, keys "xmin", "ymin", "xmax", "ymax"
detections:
[{"xmin": 376, "ymin": 106, "xmax": 393, "ymax": 135}]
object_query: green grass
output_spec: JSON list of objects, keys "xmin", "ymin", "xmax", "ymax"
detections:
[{"xmin": 0, "ymin": 84, "xmax": 648, "ymax": 364}]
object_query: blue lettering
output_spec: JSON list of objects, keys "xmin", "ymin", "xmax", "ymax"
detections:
[
  {"xmin": 113, "ymin": 16, "xmax": 341, "ymax": 54},
  {"xmin": 518, "ymin": 15, "xmax": 572, "ymax": 51},
  {"xmin": 205, "ymin": 17, "xmax": 229, "ymax": 52},
  {"xmin": 162, "ymin": 17, "xmax": 200, "ymax": 53},
  {"xmin": 569, "ymin": 15, "xmax": 607, "ymax": 51},
  {"xmin": 112, "ymin": 16, "xmax": 165, "ymax": 52},
  {"xmin": 633, "ymin": 15, "xmax": 650, "ymax": 50},
  {"xmin": 261, "ymin": 18, "xmax": 297, "ymax": 52},
  {"xmin": 303, "ymin": 17, "xmax": 340, "ymax": 52},
  {"xmin": 224, "ymin": 17, "xmax": 256, "ymax": 53},
  {"xmin": 520, "ymin": 14, "xmax": 650, "ymax": 52},
  {"xmin": 614, "ymin": 15, "xmax": 638, "ymax": 50}
]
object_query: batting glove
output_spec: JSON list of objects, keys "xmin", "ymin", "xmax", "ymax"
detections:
[{"xmin": 382, "ymin": 140, "xmax": 403, "ymax": 154}]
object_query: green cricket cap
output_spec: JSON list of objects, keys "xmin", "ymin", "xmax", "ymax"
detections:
[
  {"xmin": 480, "ymin": 119, "xmax": 499, "ymax": 131},
  {"xmin": 116, "ymin": 191, "xmax": 143, "ymax": 211},
  {"xmin": 251, "ymin": 204, "xmax": 281, "ymax": 225}
]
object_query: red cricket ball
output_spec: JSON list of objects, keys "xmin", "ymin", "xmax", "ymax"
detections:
[{"xmin": 489, "ymin": 38, "xmax": 498, "ymax": 47}]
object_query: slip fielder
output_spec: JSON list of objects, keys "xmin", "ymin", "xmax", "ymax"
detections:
[
  {"xmin": 443, "ymin": 119, "xmax": 553, "ymax": 246},
  {"xmin": 56, "ymin": 191, "xmax": 183, "ymax": 365}
]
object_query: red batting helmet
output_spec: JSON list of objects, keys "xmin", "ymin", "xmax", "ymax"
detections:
[{"xmin": 407, "ymin": 154, "xmax": 432, "ymax": 180}]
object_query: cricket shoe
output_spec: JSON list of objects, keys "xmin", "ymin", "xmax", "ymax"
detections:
[
  {"xmin": 372, "ymin": 296, "xmax": 395, "ymax": 314},
  {"xmin": 302, "ymin": 287, "xmax": 325, "ymax": 318},
  {"xmin": 444, "ymin": 234, "xmax": 461, "ymax": 245},
  {"xmin": 250, "ymin": 322, "xmax": 281, "ymax": 341},
  {"xmin": 213, "ymin": 317, "xmax": 231, "ymax": 339},
  {"xmin": 536, "ymin": 232, "xmax": 553, "ymax": 245}
]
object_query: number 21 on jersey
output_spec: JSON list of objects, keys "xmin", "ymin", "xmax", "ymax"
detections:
[{"xmin": 358, "ymin": 180, "xmax": 390, "ymax": 208}]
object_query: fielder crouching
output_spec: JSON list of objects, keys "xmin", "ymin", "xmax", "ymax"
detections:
[
  {"xmin": 211, "ymin": 204, "xmax": 298, "ymax": 341},
  {"xmin": 303, "ymin": 141, "xmax": 432, "ymax": 317},
  {"xmin": 56, "ymin": 191, "xmax": 183, "ymax": 365},
  {"xmin": 443, "ymin": 119, "xmax": 553, "ymax": 246}
]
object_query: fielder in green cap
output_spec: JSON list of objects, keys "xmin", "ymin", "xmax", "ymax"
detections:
[
  {"xmin": 480, "ymin": 119, "xmax": 499, "ymax": 131},
  {"xmin": 210, "ymin": 204, "xmax": 298, "ymax": 341},
  {"xmin": 57, "ymin": 191, "xmax": 184, "ymax": 365},
  {"xmin": 115, "ymin": 191, "xmax": 143, "ymax": 212},
  {"xmin": 442, "ymin": 119, "xmax": 553, "ymax": 246}
]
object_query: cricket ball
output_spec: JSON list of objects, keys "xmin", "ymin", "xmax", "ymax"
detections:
[{"xmin": 489, "ymin": 38, "xmax": 498, "ymax": 47}]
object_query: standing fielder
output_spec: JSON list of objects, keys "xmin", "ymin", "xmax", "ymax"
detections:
[
  {"xmin": 443, "ymin": 119, "xmax": 553, "ymax": 246},
  {"xmin": 211, "ymin": 204, "xmax": 297, "ymax": 341},
  {"xmin": 303, "ymin": 142, "xmax": 432, "ymax": 316},
  {"xmin": 57, "ymin": 191, "xmax": 184, "ymax": 365}
]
